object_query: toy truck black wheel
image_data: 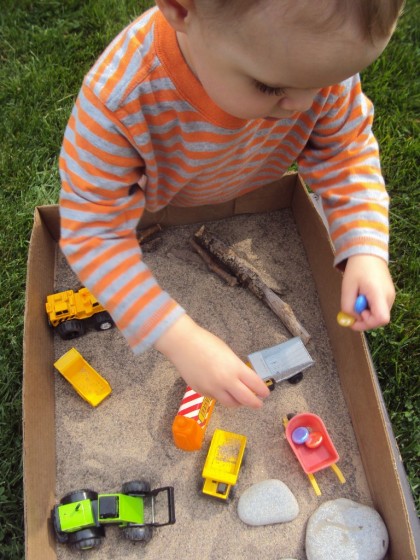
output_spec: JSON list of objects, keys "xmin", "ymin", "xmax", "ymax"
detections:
[
  {"xmin": 288, "ymin": 372, "xmax": 303, "ymax": 384},
  {"xmin": 60, "ymin": 489, "xmax": 98, "ymax": 505},
  {"xmin": 68, "ymin": 527, "xmax": 104, "ymax": 550},
  {"xmin": 55, "ymin": 490, "xmax": 105, "ymax": 549},
  {"xmin": 122, "ymin": 480, "xmax": 151, "ymax": 495},
  {"xmin": 123, "ymin": 525, "xmax": 153, "ymax": 543},
  {"xmin": 93, "ymin": 311, "xmax": 114, "ymax": 331},
  {"xmin": 52, "ymin": 509, "xmax": 69, "ymax": 544},
  {"xmin": 56, "ymin": 319, "xmax": 85, "ymax": 340}
]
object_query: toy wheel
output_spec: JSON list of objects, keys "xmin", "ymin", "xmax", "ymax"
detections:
[
  {"xmin": 93, "ymin": 311, "xmax": 114, "ymax": 331},
  {"xmin": 60, "ymin": 489, "xmax": 98, "ymax": 505},
  {"xmin": 211, "ymin": 483, "xmax": 234, "ymax": 503},
  {"xmin": 122, "ymin": 480, "xmax": 151, "ymax": 495},
  {"xmin": 52, "ymin": 512, "xmax": 69, "ymax": 544},
  {"xmin": 288, "ymin": 372, "xmax": 303, "ymax": 384},
  {"xmin": 56, "ymin": 319, "xmax": 85, "ymax": 340},
  {"xmin": 51, "ymin": 505, "xmax": 70, "ymax": 543},
  {"xmin": 68, "ymin": 527, "xmax": 104, "ymax": 550},
  {"xmin": 225, "ymin": 486, "xmax": 235, "ymax": 502},
  {"xmin": 73, "ymin": 536, "xmax": 102, "ymax": 550},
  {"xmin": 123, "ymin": 525, "xmax": 153, "ymax": 542},
  {"xmin": 55, "ymin": 531, "xmax": 69, "ymax": 544}
]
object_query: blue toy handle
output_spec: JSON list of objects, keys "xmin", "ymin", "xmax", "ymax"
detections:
[{"xmin": 354, "ymin": 295, "xmax": 368, "ymax": 314}]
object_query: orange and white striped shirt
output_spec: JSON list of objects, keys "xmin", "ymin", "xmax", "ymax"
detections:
[{"xmin": 59, "ymin": 7, "xmax": 389, "ymax": 353}]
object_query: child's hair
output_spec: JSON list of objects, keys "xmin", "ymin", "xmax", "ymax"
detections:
[{"xmin": 196, "ymin": 0, "xmax": 405, "ymax": 42}]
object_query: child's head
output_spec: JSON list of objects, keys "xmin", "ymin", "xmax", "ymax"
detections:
[
  {"xmin": 194, "ymin": 0, "xmax": 404, "ymax": 43},
  {"xmin": 157, "ymin": 0, "xmax": 404, "ymax": 119}
]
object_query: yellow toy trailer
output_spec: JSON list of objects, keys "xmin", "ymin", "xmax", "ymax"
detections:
[
  {"xmin": 54, "ymin": 348, "xmax": 112, "ymax": 407},
  {"xmin": 201, "ymin": 429, "xmax": 247, "ymax": 500},
  {"xmin": 45, "ymin": 287, "xmax": 114, "ymax": 340}
]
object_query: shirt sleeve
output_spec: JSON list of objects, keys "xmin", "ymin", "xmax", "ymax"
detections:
[
  {"xmin": 297, "ymin": 74, "xmax": 389, "ymax": 266},
  {"xmin": 59, "ymin": 83, "xmax": 185, "ymax": 353}
]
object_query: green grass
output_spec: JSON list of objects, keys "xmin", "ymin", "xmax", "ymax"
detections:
[
  {"xmin": 361, "ymin": 0, "xmax": 420, "ymax": 510},
  {"xmin": 0, "ymin": 1, "xmax": 418, "ymax": 557}
]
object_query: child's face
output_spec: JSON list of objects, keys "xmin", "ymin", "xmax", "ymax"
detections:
[{"xmin": 177, "ymin": 3, "xmax": 390, "ymax": 120}]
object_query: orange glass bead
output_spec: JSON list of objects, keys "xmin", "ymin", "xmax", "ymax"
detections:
[{"xmin": 305, "ymin": 431, "xmax": 323, "ymax": 449}]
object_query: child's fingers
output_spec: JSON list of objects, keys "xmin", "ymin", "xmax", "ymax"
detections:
[
  {"xmin": 240, "ymin": 366, "xmax": 271, "ymax": 398},
  {"xmin": 351, "ymin": 302, "xmax": 391, "ymax": 331},
  {"xmin": 230, "ymin": 368, "xmax": 270, "ymax": 408},
  {"xmin": 227, "ymin": 380, "xmax": 265, "ymax": 409},
  {"xmin": 213, "ymin": 390, "xmax": 242, "ymax": 408},
  {"xmin": 341, "ymin": 290, "xmax": 359, "ymax": 317},
  {"xmin": 206, "ymin": 371, "xmax": 269, "ymax": 409},
  {"xmin": 186, "ymin": 381, "xmax": 242, "ymax": 408}
]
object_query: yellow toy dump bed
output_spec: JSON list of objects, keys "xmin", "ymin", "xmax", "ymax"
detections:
[
  {"xmin": 54, "ymin": 348, "xmax": 112, "ymax": 407},
  {"xmin": 202, "ymin": 429, "xmax": 247, "ymax": 500}
]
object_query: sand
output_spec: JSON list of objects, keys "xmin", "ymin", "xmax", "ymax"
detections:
[{"xmin": 53, "ymin": 209, "xmax": 371, "ymax": 560}]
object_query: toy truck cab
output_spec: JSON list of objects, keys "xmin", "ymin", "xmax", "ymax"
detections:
[
  {"xmin": 201, "ymin": 429, "xmax": 247, "ymax": 500},
  {"xmin": 52, "ymin": 481, "xmax": 175, "ymax": 551}
]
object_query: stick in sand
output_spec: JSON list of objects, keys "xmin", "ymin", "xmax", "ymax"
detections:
[{"xmin": 193, "ymin": 225, "xmax": 311, "ymax": 344}]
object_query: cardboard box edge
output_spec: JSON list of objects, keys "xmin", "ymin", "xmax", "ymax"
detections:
[
  {"xmin": 24, "ymin": 174, "xmax": 419, "ymax": 559},
  {"xmin": 291, "ymin": 180, "xmax": 419, "ymax": 559},
  {"xmin": 23, "ymin": 207, "xmax": 57, "ymax": 559}
]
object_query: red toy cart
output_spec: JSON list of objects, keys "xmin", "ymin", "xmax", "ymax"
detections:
[{"xmin": 283, "ymin": 412, "xmax": 346, "ymax": 496}]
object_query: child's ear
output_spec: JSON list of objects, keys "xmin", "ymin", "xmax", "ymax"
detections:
[{"xmin": 155, "ymin": 0, "xmax": 195, "ymax": 32}]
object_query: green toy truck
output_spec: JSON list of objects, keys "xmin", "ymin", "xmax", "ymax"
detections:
[{"xmin": 52, "ymin": 481, "xmax": 175, "ymax": 550}]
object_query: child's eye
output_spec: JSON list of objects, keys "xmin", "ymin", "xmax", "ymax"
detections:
[{"xmin": 254, "ymin": 81, "xmax": 286, "ymax": 97}]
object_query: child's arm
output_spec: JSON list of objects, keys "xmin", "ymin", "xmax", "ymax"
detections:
[
  {"xmin": 59, "ymin": 88, "xmax": 269, "ymax": 409},
  {"xmin": 154, "ymin": 314, "xmax": 270, "ymax": 407},
  {"xmin": 341, "ymin": 254, "xmax": 395, "ymax": 331},
  {"xmin": 297, "ymin": 75, "xmax": 395, "ymax": 330}
]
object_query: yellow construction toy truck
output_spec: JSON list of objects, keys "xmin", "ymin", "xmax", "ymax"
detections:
[
  {"xmin": 45, "ymin": 287, "xmax": 114, "ymax": 340},
  {"xmin": 201, "ymin": 429, "xmax": 247, "ymax": 500}
]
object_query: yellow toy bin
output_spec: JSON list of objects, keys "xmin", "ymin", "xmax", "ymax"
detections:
[
  {"xmin": 202, "ymin": 429, "xmax": 247, "ymax": 500},
  {"xmin": 53, "ymin": 348, "xmax": 112, "ymax": 407}
]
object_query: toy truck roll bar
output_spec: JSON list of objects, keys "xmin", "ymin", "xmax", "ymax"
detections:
[{"xmin": 146, "ymin": 486, "xmax": 176, "ymax": 528}]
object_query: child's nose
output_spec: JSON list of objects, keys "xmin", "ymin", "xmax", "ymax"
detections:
[{"xmin": 278, "ymin": 88, "xmax": 320, "ymax": 112}]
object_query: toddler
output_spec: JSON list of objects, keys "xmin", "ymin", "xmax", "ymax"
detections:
[{"xmin": 59, "ymin": 0, "xmax": 401, "ymax": 408}]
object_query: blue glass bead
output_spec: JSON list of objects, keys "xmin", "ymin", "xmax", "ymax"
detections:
[
  {"xmin": 292, "ymin": 426, "xmax": 309, "ymax": 444},
  {"xmin": 354, "ymin": 295, "xmax": 368, "ymax": 314}
]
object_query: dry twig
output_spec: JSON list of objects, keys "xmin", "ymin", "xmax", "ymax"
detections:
[
  {"xmin": 137, "ymin": 224, "xmax": 162, "ymax": 244},
  {"xmin": 190, "ymin": 239, "xmax": 238, "ymax": 287},
  {"xmin": 194, "ymin": 225, "xmax": 310, "ymax": 343}
]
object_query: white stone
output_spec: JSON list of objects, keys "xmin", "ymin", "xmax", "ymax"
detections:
[
  {"xmin": 237, "ymin": 479, "xmax": 299, "ymax": 526},
  {"xmin": 306, "ymin": 498, "xmax": 389, "ymax": 560}
]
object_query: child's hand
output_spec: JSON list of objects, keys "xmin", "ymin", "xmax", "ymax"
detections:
[
  {"xmin": 154, "ymin": 314, "xmax": 270, "ymax": 408},
  {"xmin": 341, "ymin": 254, "xmax": 395, "ymax": 331}
]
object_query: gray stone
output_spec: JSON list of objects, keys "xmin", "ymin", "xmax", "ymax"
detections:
[
  {"xmin": 306, "ymin": 498, "xmax": 389, "ymax": 560},
  {"xmin": 237, "ymin": 479, "xmax": 299, "ymax": 526}
]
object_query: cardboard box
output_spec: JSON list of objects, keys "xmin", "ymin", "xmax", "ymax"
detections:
[{"xmin": 23, "ymin": 173, "xmax": 419, "ymax": 559}]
